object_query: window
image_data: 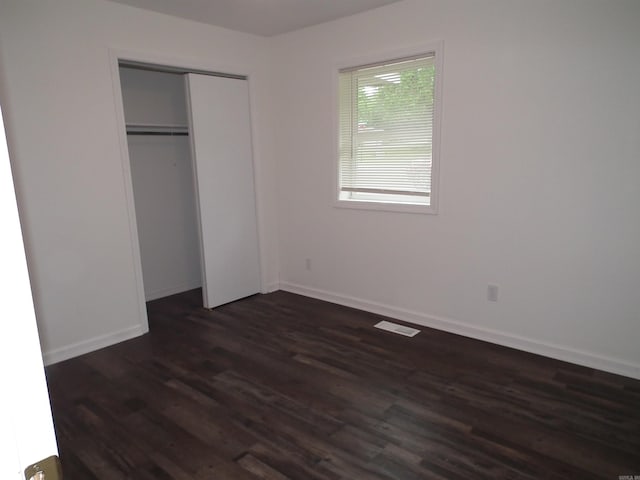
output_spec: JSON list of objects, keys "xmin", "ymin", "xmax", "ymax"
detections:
[{"xmin": 338, "ymin": 51, "xmax": 440, "ymax": 213}]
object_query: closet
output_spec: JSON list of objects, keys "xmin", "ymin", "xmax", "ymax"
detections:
[{"xmin": 119, "ymin": 65, "xmax": 261, "ymax": 309}]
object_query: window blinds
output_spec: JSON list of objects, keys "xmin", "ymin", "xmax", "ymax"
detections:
[{"xmin": 339, "ymin": 54, "xmax": 435, "ymax": 203}]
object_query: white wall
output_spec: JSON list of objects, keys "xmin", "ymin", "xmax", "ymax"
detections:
[
  {"xmin": 273, "ymin": 0, "xmax": 640, "ymax": 378},
  {"xmin": 119, "ymin": 67, "xmax": 188, "ymax": 127},
  {"xmin": 127, "ymin": 135, "xmax": 202, "ymax": 300},
  {"xmin": 121, "ymin": 67, "xmax": 202, "ymax": 301},
  {"xmin": 0, "ymin": 0, "xmax": 279, "ymax": 364}
]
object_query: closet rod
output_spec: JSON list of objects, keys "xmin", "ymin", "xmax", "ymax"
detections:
[{"xmin": 126, "ymin": 131, "xmax": 189, "ymax": 136}]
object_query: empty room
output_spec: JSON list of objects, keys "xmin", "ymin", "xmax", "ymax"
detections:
[{"xmin": 0, "ymin": 0, "xmax": 639, "ymax": 478}]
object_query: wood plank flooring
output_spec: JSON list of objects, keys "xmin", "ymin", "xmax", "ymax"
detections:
[{"xmin": 46, "ymin": 289, "xmax": 640, "ymax": 479}]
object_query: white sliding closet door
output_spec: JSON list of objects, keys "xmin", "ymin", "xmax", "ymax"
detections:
[{"xmin": 186, "ymin": 74, "xmax": 260, "ymax": 309}]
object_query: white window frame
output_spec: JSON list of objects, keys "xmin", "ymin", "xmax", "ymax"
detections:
[{"xmin": 333, "ymin": 41, "xmax": 443, "ymax": 214}]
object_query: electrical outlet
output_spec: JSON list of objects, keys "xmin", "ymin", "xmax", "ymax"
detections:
[
  {"xmin": 305, "ymin": 258, "xmax": 311, "ymax": 271},
  {"xmin": 487, "ymin": 284, "xmax": 499, "ymax": 302}
]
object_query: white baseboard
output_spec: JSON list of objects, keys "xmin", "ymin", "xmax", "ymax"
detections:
[
  {"xmin": 263, "ymin": 281, "xmax": 280, "ymax": 294},
  {"xmin": 145, "ymin": 281, "xmax": 202, "ymax": 301},
  {"xmin": 279, "ymin": 281, "xmax": 640, "ymax": 380},
  {"xmin": 42, "ymin": 324, "xmax": 148, "ymax": 366}
]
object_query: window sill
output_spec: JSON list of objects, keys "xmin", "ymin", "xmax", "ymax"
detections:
[{"xmin": 334, "ymin": 199, "xmax": 437, "ymax": 215}]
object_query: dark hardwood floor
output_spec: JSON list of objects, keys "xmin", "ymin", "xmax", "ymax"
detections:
[{"xmin": 46, "ymin": 289, "xmax": 640, "ymax": 479}]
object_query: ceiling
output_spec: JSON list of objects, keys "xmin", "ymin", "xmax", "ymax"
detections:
[{"xmin": 107, "ymin": 0, "xmax": 403, "ymax": 37}]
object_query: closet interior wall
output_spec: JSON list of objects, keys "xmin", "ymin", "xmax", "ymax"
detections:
[{"xmin": 120, "ymin": 67, "xmax": 202, "ymax": 301}]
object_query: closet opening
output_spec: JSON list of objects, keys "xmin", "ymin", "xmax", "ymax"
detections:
[{"xmin": 117, "ymin": 60, "xmax": 261, "ymax": 319}]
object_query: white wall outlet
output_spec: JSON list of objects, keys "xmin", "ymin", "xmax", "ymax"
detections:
[
  {"xmin": 305, "ymin": 258, "xmax": 311, "ymax": 271},
  {"xmin": 488, "ymin": 284, "xmax": 499, "ymax": 302}
]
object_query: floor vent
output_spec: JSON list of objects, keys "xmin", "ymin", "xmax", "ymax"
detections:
[{"xmin": 374, "ymin": 320, "xmax": 420, "ymax": 337}]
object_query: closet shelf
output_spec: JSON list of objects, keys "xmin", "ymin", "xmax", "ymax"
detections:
[{"xmin": 126, "ymin": 123, "xmax": 189, "ymax": 136}]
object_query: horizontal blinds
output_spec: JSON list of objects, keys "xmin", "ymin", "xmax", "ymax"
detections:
[{"xmin": 339, "ymin": 55, "xmax": 435, "ymax": 198}]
